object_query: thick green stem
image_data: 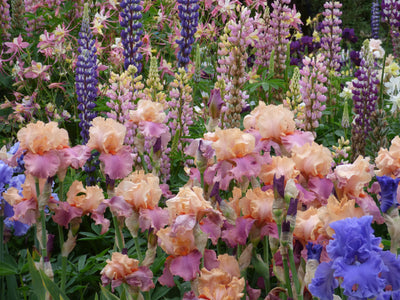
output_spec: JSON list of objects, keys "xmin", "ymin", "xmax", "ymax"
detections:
[
  {"xmin": 282, "ymin": 255, "xmax": 293, "ymax": 299},
  {"xmin": 263, "ymin": 236, "xmax": 271, "ymax": 293},
  {"xmin": 288, "ymin": 248, "xmax": 303, "ymax": 300},
  {"xmin": 135, "ymin": 236, "xmax": 143, "ymax": 262},
  {"xmin": 58, "ymin": 226, "xmax": 66, "ymax": 291},
  {"xmin": 40, "ymin": 209, "xmax": 47, "ymax": 259},
  {"xmin": 112, "ymin": 216, "xmax": 124, "ymax": 252}
]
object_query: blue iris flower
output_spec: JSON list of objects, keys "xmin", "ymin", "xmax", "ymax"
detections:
[
  {"xmin": 309, "ymin": 216, "xmax": 400, "ymax": 299},
  {"xmin": 376, "ymin": 176, "xmax": 400, "ymax": 213}
]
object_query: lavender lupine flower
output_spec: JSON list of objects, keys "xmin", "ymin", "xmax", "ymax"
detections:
[
  {"xmin": 320, "ymin": 1, "xmax": 342, "ymax": 72},
  {"xmin": 298, "ymin": 54, "xmax": 328, "ymax": 133},
  {"xmin": 0, "ymin": 0, "xmax": 11, "ymax": 42},
  {"xmin": 371, "ymin": 0, "xmax": 381, "ymax": 39},
  {"xmin": 309, "ymin": 216, "xmax": 400, "ymax": 300},
  {"xmin": 176, "ymin": 0, "xmax": 199, "ymax": 68},
  {"xmin": 381, "ymin": 0, "xmax": 400, "ymax": 57},
  {"xmin": 76, "ymin": 4, "xmax": 98, "ymax": 144},
  {"xmin": 351, "ymin": 40, "xmax": 379, "ymax": 160},
  {"xmin": 120, "ymin": 0, "xmax": 143, "ymax": 73}
]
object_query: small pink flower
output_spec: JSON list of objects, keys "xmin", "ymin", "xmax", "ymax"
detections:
[
  {"xmin": 4, "ymin": 35, "xmax": 30, "ymax": 56},
  {"xmin": 24, "ymin": 61, "xmax": 51, "ymax": 81}
]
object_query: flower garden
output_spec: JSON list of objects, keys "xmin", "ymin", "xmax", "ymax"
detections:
[{"xmin": 1, "ymin": 0, "xmax": 400, "ymax": 299}]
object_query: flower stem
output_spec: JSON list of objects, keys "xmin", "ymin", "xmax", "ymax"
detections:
[
  {"xmin": 263, "ymin": 236, "xmax": 271, "ymax": 293},
  {"xmin": 288, "ymin": 247, "xmax": 302, "ymax": 300},
  {"xmin": 58, "ymin": 226, "xmax": 67, "ymax": 292},
  {"xmin": 282, "ymin": 254, "xmax": 293, "ymax": 299},
  {"xmin": 112, "ymin": 216, "xmax": 124, "ymax": 252},
  {"xmin": 135, "ymin": 236, "xmax": 143, "ymax": 262}
]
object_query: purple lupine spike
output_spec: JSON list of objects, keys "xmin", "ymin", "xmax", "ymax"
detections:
[
  {"xmin": 351, "ymin": 40, "xmax": 379, "ymax": 159},
  {"xmin": 381, "ymin": 0, "xmax": 400, "ymax": 57},
  {"xmin": 76, "ymin": 4, "xmax": 98, "ymax": 144},
  {"xmin": 371, "ymin": 0, "xmax": 380, "ymax": 39},
  {"xmin": 120, "ymin": 0, "xmax": 143, "ymax": 73},
  {"xmin": 176, "ymin": 0, "xmax": 199, "ymax": 68}
]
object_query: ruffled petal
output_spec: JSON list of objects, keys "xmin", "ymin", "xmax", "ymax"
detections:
[
  {"xmin": 50, "ymin": 200, "xmax": 83, "ymax": 228},
  {"xmin": 169, "ymin": 250, "xmax": 202, "ymax": 281},
  {"xmin": 125, "ymin": 266, "xmax": 155, "ymax": 291},
  {"xmin": 99, "ymin": 146, "xmax": 133, "ymax": 180},
  {"xmin": 139, "ymin": 207, "xmax": 169, "ymax": 232},
  {"xmin": 221, "ymin": 217, "xmax": 255, "ymax": 248},
  {"xmin": 24, "ymin": 151, "xmax": 60, "ymax": 178},
  {"xmin": 308, "ymin": 261, "xmax": 338, "ymax": 300}
]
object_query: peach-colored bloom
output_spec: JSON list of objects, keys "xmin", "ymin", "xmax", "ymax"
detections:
[
  {"xmin": 243, "ymin": 103, "xmax": 295, "ymax": 141},
  {"xmin": 67, "ymin": 180, "xmax": 104, "ymax": 214},
  {"xmin": 17, "ymin": 121, "xmax": 69, "ymax": 155},
  {"xmin": 100, "ymin": 252, "xmax": 155, "ymax": 292},
  {"xmin": 375, "ymin": 136, "xmax": 400, "ymax": 177},
  {"xmin": 317, "ymin": 195, "xmax": 364, "ymax": 237},
  {"xmin": 87, "ymin": 117, "xmax": 126, "ymax": 154},
  {"xmin": 115, "ymin": 171, "xmax": 162, "ymax": 210},
  {"xmin": 210, "ymin": 128, "xmax": 255, "ymax": 161},
  {"xmin": 198, "ymin": 254, "xmax": 245, "ymax": 300},
  {"xmin": 239, "ymin": 187, "xmax": 275, "ymax": 224},
  {"xmin": 166, "ymin": 186, "xmax": 212, "ymax": 221},
  {"xmin": 291, "ymin": 142, "xmax": 333, "ymax": 178},
  {"xmin": 157, "ymin": 225, "xmax": 197, "ymax": 256},
  {"xmin": 294, "ymin": 207, "xmax": 324, "ymax": 244},
  {"xmin": 101, "ymin": 252, "xmax": 140, "ymax": 280},
  {"xmin": 259, "ymin": 156, "xmax": 300, "ymax": 185},
  {"xmin": 333, "ymin": 155, "xmax": 373, "ymax": 199},
  {"xmin": 129, "ymin": 100, "xmax": 166, "ymax": 123},
  {"xmin": 369, "ymin": 38, "xmax": 385, "ymax": 59}
]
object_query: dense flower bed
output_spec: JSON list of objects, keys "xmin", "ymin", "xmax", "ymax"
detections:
[{"xmin": 1, "ymin": 0, "xmax": 400, "ymax": 299}]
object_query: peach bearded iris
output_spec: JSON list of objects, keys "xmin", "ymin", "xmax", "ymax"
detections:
[
  {"xmin": 198, "ymin": 254, "xmax": 245, "ymax": 300},
  {"xmin": 204, "ymin": 128, "xmax": 267, "ymax": 190},
  {"xmin": 375, "ymin": 136, "xmax": 400, "ymax": 177},
  {"xmin": 243, "ymin": 103, "xmax": 295, "ymax": 142},
  {"xmin": 291, "ymin": 142, "xmax": 333, "ymax": 178},
  {"xmin": 87, "ymin": 117, "xmax": 133, "ymax": 179},
  {"xmin": 50, "ymin": 180, "xmax": 110, "ymax": 234},
  {"xmin": 15, "ymin": 121, "xmax": 90, "ymax": 179},
  {"xmin": 101, "ymin": 252, "xmax": 155, "ymax": 292}
]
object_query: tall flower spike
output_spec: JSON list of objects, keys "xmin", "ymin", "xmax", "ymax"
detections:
[
  {"xmin": 76, "ymin": 3, "xmax": 98, "ymax": 144},
  {"xmin": 298, "ymin": 54, "xmax": 328, "ymax": 133},
  {"xmin": 381, "ymin": 0, "xmax": 400, "ymax": 57},
  {"xmin": 0, "ymin": 0, "xmax": 11, "ymax": 42},
  {"xmin": 351, "ymin": 39, "xmax": 379, "ymax": 160},
  {"xmin": 120, "ymin": 0, "xmax": 144, "ymax": 73},
  {"xmin": 176, "ymin": 0, "xmax": 199, "ymax": 68},
  {"xmin": 371, "ymin": 0, "xmax": 380, "ymax": 39}
]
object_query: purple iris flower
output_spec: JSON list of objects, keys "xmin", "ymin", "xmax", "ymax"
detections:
[
  {"xmin": 309, "ymin": 216, "xmax": 400, "ymax": 300},
  {"xmin": 376, "ymin": 176, "xmax": 400, "ymax": 213}
]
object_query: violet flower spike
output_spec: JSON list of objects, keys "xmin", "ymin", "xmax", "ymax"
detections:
[
  {"xmin": 76, "ymin": 4, "xmax": 98, "ymax": 144},
  {"xmin": 120, "ymin": 0, "xmax": 144, "ymax": 73},
  {"xmin": 176, "ymin": 0, "xmax": 199, "ymax": 68},
  {"xmin": 371, "ymin": 0, "xmax": 380, "ymax": 39}
]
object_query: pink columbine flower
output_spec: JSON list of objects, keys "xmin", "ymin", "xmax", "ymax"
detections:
[
  {"xmin": 24, "ymin": 61, "xmax": 51, "ymax": 81},
  {"xmin": 4, "ymin": 35, "xmax": 30, "ymax": 56}
]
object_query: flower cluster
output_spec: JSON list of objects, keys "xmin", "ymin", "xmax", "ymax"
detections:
[
  {"xmin": 351, "ymin": 40, "xmax": 379, "ymax": 159},
  {"xmin": 120, "ymin": 0, "xmax": 143, "ymax": 73},
  {"xmin": 176, "ymin": 0, "xmax": 199, "ymax": 68},
  {"xmin": 371, "ymin": 0, "xmax": 380, "ymax": 39},
  {"xmin": 76, "ymin": 4, "xmax": 98, "ymax": 144},
  {"xmin": 298, "ymin": 54, "xmax": 328, "ymax": 133}
]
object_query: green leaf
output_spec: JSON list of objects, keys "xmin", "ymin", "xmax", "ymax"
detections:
[
  {"xmin": 0, "ymin": 255, "xmax": 18, "ymax": 275},
  {"xmin": 100, "ymin": 285, "xmax": 120, "ymax": 300},
  {"xmin": 78, "ymin": 255, "xmax": 87, "ymax": 272},
  {"xmin": 252, "ymin": 254, "xmax": 270, "ymax": 277},
  {"xmin": 27, "ymin": 252, "xmax": 46, "ymax": 300},
  {"xmin": 39, "ymin": 269, "xmax": 70, "ymax": 300},
  {"xmin": 150, "ymin": 286, "xmax": 170, "ymax": 300}
]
